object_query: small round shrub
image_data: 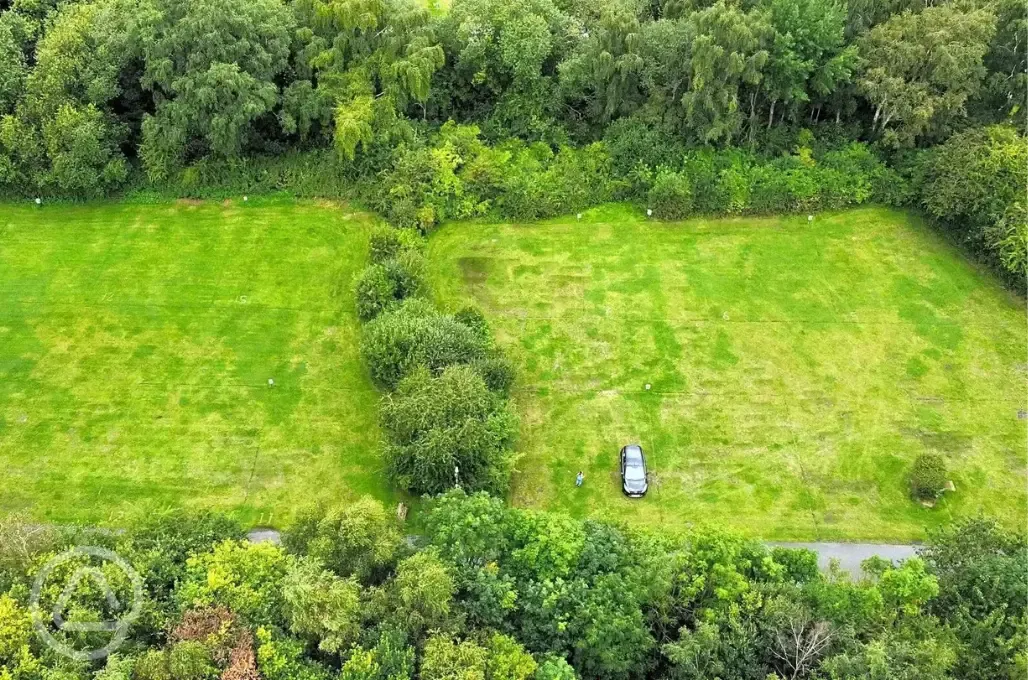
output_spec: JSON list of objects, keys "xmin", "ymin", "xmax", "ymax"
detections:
[
  {"xmin": 168, "ymin": 641, "xmax": 216, "ymax": 680},
  {"xmin": 471, "ymin": 353, "xmax": 516, "ymax": 395},
  {"xmin": 133, "ymin": 650, "xmax": 171, "ymax": 680},
  {"xmin": 648, "ymin": 170, "xmax": 693, "ymax": 220},
  {"xmin": 354, "ymin": 264, "xmax": 397, "ymax": 322},
  {"xmin": 382, "ymin": 365, "xmax": 519, "ymax": 495},
  {"xmin": 354, "ymin": 253, "xmax": 427, "ymax": 322},
  {"xmin": 368, "ymin": 226, "xmax": 424, "ymax": 264},
  {"xmin": 386, "ymin": 251, "xmax": 426, "ymax": 300},
  {"xmin": 360, "ymin": 299, "xmax": 489, "ymax": 388},
  {"xmin": 454, "ymin": 306, "xmax": 490, "ymax": 342},
  {"xmin": 910, "ymin": 453, "xmax": 947, "ymax": 502}
]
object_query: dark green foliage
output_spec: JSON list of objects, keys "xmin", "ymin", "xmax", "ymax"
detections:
[
  {"xmin": 354, "ymin": 252, "xmax": 427, "ymax": 322},
  {"xmin": 368, "ymin": 226, "xmax": 424, "ymax": 264},
  {"xmin": 471, "ymin": 352, "xmax": 516, "ymax": 395},
  {"xmin": 602, "ymin": 117, "xmax": 687, "ymax": 181},
  {"xmin": 453, "ymin": 305, "xmax": 490, "ymax": 342},
  {"xmin": 909, "ymin": 453, "xmax": 946, "ymax": 502},
  {"xmin": 648, "ymin": 169, "xmax": 693, "ymax": 220},
  {"xmin": 354, "ymin": 263, "xmax": 397, "ymax": 322},
  {"xmin": 920, "ymin": 519, "xmax": 1028, "ymax": 680},
  {"xmin": 381, "ymin": 365, "xmax": 519, "ymax": 495},
  {"xmin": 139, "ymin": 0, "xmax": 295, "ymax": 179},
  {"xmin": 919, "ymin": 125, "xmax": 1028, "ymax": 281},
  {"xmin": 360, "ymin": 298, "xmax": 490, "ymax": 389}
]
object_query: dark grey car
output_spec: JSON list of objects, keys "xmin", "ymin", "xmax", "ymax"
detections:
[{"xmin": 620, "ymin": 444, "xmax": 648, "ymax": 497}]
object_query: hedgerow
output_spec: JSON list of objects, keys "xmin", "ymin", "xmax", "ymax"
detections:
[{"xmin": 353, "ymin": 202, "xmax": 520, "ymax": 495}]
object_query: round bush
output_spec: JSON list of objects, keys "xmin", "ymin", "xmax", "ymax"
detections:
[
  {"xmin": 354, "ymin": 252, "xmax": 427, "ymax": 322},
  {"xmin": 368, "ymin": 226, "xmax": 424, "ymax": 264},
  {"xmin": 910, "ymin": 453, "xmax": 947, "ymax": 502},
  {"xmin": 360, "ymin": 299, "xmax": 489, "ymax": 389},
  {"xmin": 471, "ymin": 353, "xmax": 516, "ymax": 395},
  {"xmin": 381, "ymin": 365, "xmax": 519, "ymax": 495},
  {"xmin": 648, "ymin": 170, "xmax": 693, "ymax": 220},
  {"xmin": 354, "ymin": 263, "xmax": 397, "ymax": 322},
  {"xmin": 168, "ymin": 641, "xmax": 215, "ymax": 680},
  {"xmin": 454, "ymin": 306, "xmax": 490, "ymax": 342},
  {"xmin": 387, "ymin": 251, "xmax": 427, "ymax": 299}
]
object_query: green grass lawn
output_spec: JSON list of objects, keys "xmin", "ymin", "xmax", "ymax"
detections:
[
  {"xmin": 0, "ymin": 199, "xmax": 395, "ymax": 526},
  {"xmin": 428, "ymin": 205, "xmax": 1027, "ymax": 541}
]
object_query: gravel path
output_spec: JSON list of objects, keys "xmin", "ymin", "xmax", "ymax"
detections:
[
  {"xmin": 769, "ymin": 542, "xmax": 919, "ymax": 577},
  {"xmin": 244, "ymin": 529, "xmax": 917, "ymax": 578}
]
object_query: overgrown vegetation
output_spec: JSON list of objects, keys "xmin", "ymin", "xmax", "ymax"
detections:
[
  {"xmin": 0, "ymin": 0, "xmax": 1023, "ymax": 283},
  {"xmin": 1, "ymin": 0, "xmax": 1025, "ymax": 672},
  {"xmin": 0, "ymin": 500, "xmax": 1024, "ymax": 680}
]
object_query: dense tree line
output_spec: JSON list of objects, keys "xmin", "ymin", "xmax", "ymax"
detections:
[
  {"xmin": 0, "ymin": 0, "xmax": 1024, "ymax": 282},
  {"xmin": 0, "ymin": 498, "xmax": 1024, "ymax": 680}
]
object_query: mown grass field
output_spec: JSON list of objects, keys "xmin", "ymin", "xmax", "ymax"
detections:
[
  {"xmin": 428, "ymin": 205, "xmax": 1027, "ymax": 541},
  {"xmin": 0, "ymin": 199, "xmax": 394, "ymax": 526}
]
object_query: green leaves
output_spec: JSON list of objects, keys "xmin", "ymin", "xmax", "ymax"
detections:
[
  {"xmin": 919, "ymin": 124, "xmax": 1028, "ymax": 280},
  {"xmin": 857, "ymin": 4, "xmax": 996, "ymax": 147},
  {"xmin": 299, "ymin": 0, "xmax": 443, "ymax": 165},
  {"xmin": 381, "ymin": 364, "xmax": 519, "ymax": 495},
  {"xmin": 139, "ymin": 0, "xmax": 294, "ymax": 178},
  {"xmin": 282, "ymin": 557, "xmax": 363, "ymax": 655}
]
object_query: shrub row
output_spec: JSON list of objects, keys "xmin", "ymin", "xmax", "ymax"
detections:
[
  {"xmin": 353, "ymin": 223, "xmax": 519, "ymax": 496},
  {"xmin": 915, "ymin": 125, "xmax": 1028, "ymax": 286},
  {"xmin": 358, "ymin": 122, "xmax": 909, "ymax": 233}
]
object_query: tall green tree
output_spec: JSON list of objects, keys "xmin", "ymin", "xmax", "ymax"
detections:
[
  {"xmin": 857, "ymin": 4, "xmax": 996, "ymax": 147},
  {"xmin": 559, "ymin": 9, "xmax": 645, "ymax": 133},
  {"xmin": 294, "ymin": 0, "xmax": 444, "ymax": 163},
  {"xmin": 0, "ymin": 19, "xmax": 25, "ymax": 114},
  {"xmin": 139, "ymin": 0, "xmax": 295, "ymax": 179},
  {"xmin": 758, "ymin": 0, "xmax": 857, "ymax": 130},
  {"xmin": 974, "ymin": 0, "xmax": 1027, "ymax": 124},
  {"xmin": 681, "ymin": 1, "xmax": 769, "ymax": 144},
  {"xmin": 435, "ymin": 0, "xmax": 575, "ymax": 141}
]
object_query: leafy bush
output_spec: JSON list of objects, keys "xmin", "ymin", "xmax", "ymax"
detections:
[
  {"xmin": 471, "ymin": 353, "xmax": 516, "ymax": 395},
  {"xmin": 648, "ymin": 169, "xmax": 693, "ymax": 220},
  {"xmin": 368, "ymin": 226, "xmax": 423, "ymax": 264},
  {"xmin": 919, "ymin": 125, "xmax": 1028, "ymax": 280},
  {"xmin": 282, "ymin": 498, "xmax": 402, "ymax": 583},
  {"xmin": 910, "ymin": 453, "xmax": 947, "ymax": 502},
  {"xmin": 602, "ymin": 118, "xmax": 687, "ymax": 177},
  {"xmin": 176, "ymin": 540, "xmax": 290, "ymax": 626},
  {"xmin": 381, "ymin": 365, "xmax": 519, "ymax": 495},
  {"xmin": 354, "ymin": 264, "xmax": 397, "ymax": 322},
  {"xmin": 168, "ymin": 641, "xmax": 217, "ymax": 680},
  {"xmin": 360, "ymin": 298, "xmax": 489, "ymax": 389},
  {"xmin": 453, "ymin": 306, "xmax": 490, "ymax": 342},
  {"xmin": 535, "ymin": 143, "xmax": 615, "ymax": 217},
  {"xmin": 354, "ymin": 252, "xmax": 427, "ymax": 322}
]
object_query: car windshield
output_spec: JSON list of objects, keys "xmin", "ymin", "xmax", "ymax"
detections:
[{"xmin": 625, "ymin": 466, "xmax": 645, "ymax": 481}]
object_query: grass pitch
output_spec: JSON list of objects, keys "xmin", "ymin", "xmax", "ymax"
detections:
[
  {"xmin": 0, "ymin": 199, "xmax": 393, "ymax": 526},
  {"xmin": 428, "ymin": 205, "xmax": 1027, "ymax": 541}
]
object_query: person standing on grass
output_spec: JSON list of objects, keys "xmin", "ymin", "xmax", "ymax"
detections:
[{"xmin": 576, "ymin": 471, "xmax": 584, "ymax": 487}]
